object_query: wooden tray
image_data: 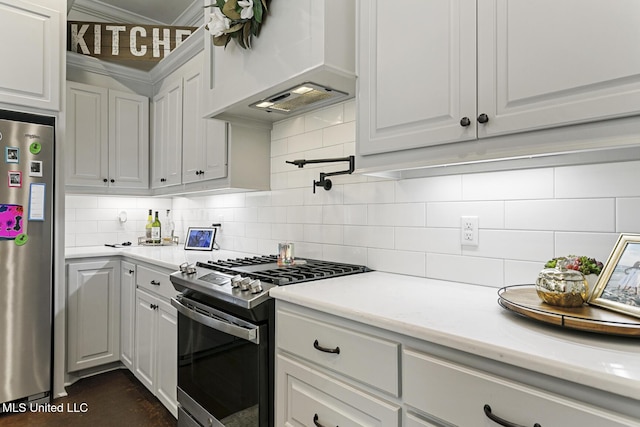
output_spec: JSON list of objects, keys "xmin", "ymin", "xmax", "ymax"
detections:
[{"xmin": 498, "ymin": 285, "xmax": 640, "ymax": 337}]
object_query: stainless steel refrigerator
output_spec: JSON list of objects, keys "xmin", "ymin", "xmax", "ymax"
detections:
[{"xmin": 0, "ymin": 109, "xmax": 54, "ymax": 405}]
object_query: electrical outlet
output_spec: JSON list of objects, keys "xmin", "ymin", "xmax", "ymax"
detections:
[{"xmin": 460, "ymin": 216, "xmax": 479, "ymax": 246}]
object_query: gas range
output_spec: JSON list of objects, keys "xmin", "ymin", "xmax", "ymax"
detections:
[{"xmin": 169, "ymin": 255, "xmax": 370, "ymax": 309}]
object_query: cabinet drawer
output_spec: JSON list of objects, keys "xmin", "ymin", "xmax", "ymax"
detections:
[
  {"xmin": 403, "ymin": 349, "xmax": 640, "ymax": 427},
  {"xmin": 136, "ymin": 264, "xmax": 177, "ymax": 300},
  {"xmin": 276, "ymin": 354, "xmax": 400, "ymax": 427},
  {"xmin": 277, "ymin": 309, "xmax": 399, "ymax": 396}
]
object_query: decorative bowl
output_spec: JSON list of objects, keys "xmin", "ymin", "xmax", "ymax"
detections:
[{"xmin": 535, "ymin": 258, "xmax": 589, "ymax": 308}]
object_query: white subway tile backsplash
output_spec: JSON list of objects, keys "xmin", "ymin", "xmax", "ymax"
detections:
[
  {"xmin": 343, "ymin": 100, "xmax": 356, "ymax": 122},
  {"xmin": 554, "ymin": 232, "xmax": 620, "ymax": 262},
  {"xmin": 368, "ymin": 203, "xmax": 425, "ymax": 227},
  {"xmin": 368, "ymin": 249, "xmax": 426, "ymax": 277},
  {"xmin": 395, "ymin": 227, "xmax": 428, "ymax": 252},
  {"xmin": 426, "ymin": 201, "xmax": 504, "ymax": 228},
  {"xmin": 427, "ymin": 253, "xmax": 504, "ymax": 287},
  {"xmin": 616, "ymin": 198, "xmax": 640, "ymax": 233},
  {"xmin": 304, "ymin": 104, "xmax": 344, "ymax": 132},
  {"xmin": 344, "ymin": 225, "xmax": 394, "ymax": 249},
  {"xmin": 555, "ymin": 161, "xmax": 640, "ymax": 198},
  {"xmin": 322, "ymin": 244, "xmax": 367, "ymax": 266},
  {"xmin": 287, "ymin": 206, "xmax": 323, "ymax": 224},
  {"xmin": 322, "ymin": 204, "xmax": 367, "ymax": 225},
  {"xmin": 395, "ymin": 175, "xmax": 462, "ymax": 203},
  {"xmin": 322, "ymin": 122, "xmax": 355, "ymax": 147},
  {"xmin": 304, "ymin": 224, "xmax": 343, "ymax": 245},
  {"xmin": 470, "ymin": 230, "xmax": 553, "ymax": 262},
  {"xmin": 462, "ymin": 168, "xmax": 554, "ymax": 201},
  {"xmin": 505, "ymin": 199, "xmax": 615, "ymax": 232},
  {"xmin": 272, "ymin": 115, "xmax": 305, "ymax": 140},
  {"xmin": 288, "ymin": 129, "xmax": 323, "ymax": 154},
  {"xmin": 343, "ymin": 181, "xmax": 395, "ymax": 204},
  {"xmin": 504, "ymin": 260, "xmax": 543, "ymax": 286},
  {"xmin": 66, "ymin": 195, "xmax": 98, "ymax": 209},
  {"xmin": 424, "ymin": 228, "xmax": 462, "ymax": 255}
]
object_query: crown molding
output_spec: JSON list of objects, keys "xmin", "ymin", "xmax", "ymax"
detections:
[
  {"xmin": 173, "ymin": 1, "xmax": 205, "ymax": 27},
  {"xmin": 71, "ymin": 0, "xmax": 166, "ymax": 25}
]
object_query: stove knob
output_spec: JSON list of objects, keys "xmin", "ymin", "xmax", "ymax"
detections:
[
  {"xmin": 230, "ymin": 275, "xmax": 243, "ymax": 288},
  {"xmin": 250, "ymin": 279, "xmax": 263, "ymax": 294},
  {"xmin": 240, "ymin": 277, "xmax": 252, "ymax": 291}
]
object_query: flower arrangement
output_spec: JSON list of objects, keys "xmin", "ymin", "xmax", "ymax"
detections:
[
  {"xmin": 204, "ymin": 0, "xmax": 270, "ymax": 49},
  {"xmin": 544, "ymin": 255, "xmax": 604, "ymax": 276}
]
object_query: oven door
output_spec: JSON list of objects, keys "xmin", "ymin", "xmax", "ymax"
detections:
[{"xmin": 172, "ymin": 295, "xmax": 270, "ymax": 427}]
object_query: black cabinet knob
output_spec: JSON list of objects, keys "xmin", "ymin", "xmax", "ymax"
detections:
[
  {"xmin": 103, "ymin": 178, "xmax": 108, "ymax": 183},
  {"xmin": 477, "ymin": 113, "xmax": 489, "ymax": 124},
  {"xmin": 199, "ymin": 170, "xmax": 205, "ymax": 175},
  {"xmin": 460, "ymin": 117, "xmax": 471, "ymax": 127},
  {"xmin": 110, "ymin": 179, "xmax": 115, "ymax": 183},
  {"xmin": 160, "ymin": 178, "xmax": 166, "ymax": 182}
]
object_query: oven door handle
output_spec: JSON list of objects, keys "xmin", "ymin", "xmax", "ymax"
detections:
[{"xmin": 171, "ymin": 297, "xmax": 260, "ymax": 344}]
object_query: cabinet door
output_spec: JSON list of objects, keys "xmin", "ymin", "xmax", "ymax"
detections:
[
  {"xmin": 357, "ymin": 0, "xmax": 477, "ymax": 155},
  {"xmin": 109, "ymin": 90, "xmax": 149, "ymax": 189},
  {"xmin": 66, "ymin": 82, "xmax": 109, "ymax": 187},
  {"xmin": 182, "ymin": 68, "xmax": 205, "ymax": 184},
  {"xmin": 277, "ymin": 355, "xmax": 400, "ymax": 427},
  {"xmin": 134, "ymin": 289, "xmax": 157, "ymax": 392},
  {"xmin": 477, "ymin": 0, "xmax": 640, "ymax": 138},
  {"xmin": 0, "ymin": 0, "xmax": 61, "ymax": 110},
  {"xmin": 155, "ymin": 298, "xmax": 177, "ymax": 417},
  {"xmin": 67, "ymin": 260, "xmax": 120, "ymax": 372},
  {"xmin": 151, "ymin": 81, "xmax": 182, "ymax": 188},
  {"xmin": 120, "ymin": 261, "xmax": 136, "ymax": 371},
  {"xmin": 202, "ymin": 119, "xmax": 228, "ymax": 180}
]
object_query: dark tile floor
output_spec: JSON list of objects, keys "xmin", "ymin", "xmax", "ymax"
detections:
[{"xmin": 0, "ymin": 369, "xmax": 176, "ymax": 427}]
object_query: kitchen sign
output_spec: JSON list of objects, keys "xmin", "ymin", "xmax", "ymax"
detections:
[{"xmin": 67, "ymin": 22, "xmax": 197, "ymax": 62}]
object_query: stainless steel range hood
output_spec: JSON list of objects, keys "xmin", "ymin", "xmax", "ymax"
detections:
[
  {"xmin": 248, "ymin": 82, "xmax": 349, "ymax": 115},
  {"xmin": 203, "ymin": 0, "xmax": 355, "ymax": 124}
]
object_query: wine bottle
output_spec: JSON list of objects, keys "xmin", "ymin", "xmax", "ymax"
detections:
[
  {"xmin": 163, "ymin": 209, "xmax": 175, "ymax": 243},
  {"xmin": 151, "ymin": 211, "xmax": 161, "ymax": 244},
  {"xmin": 145, "ymin": 209, "xmax": 153, "ymax": 243}
]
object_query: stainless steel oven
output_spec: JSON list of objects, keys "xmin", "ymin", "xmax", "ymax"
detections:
[
  {"xmin": 172, "ymin": 294, "xmax": 273, "ymax": 427},
  {"xmin": 170, "ymin": 255, "xmax": 369, "ymax": 427}
]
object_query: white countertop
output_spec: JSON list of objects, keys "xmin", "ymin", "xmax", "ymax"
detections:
[
  {"xmin": 269, "ymin": 271, "xmax": 640, "ymax": 402},
  {"xmin": 65, "ymin": 247, "xmax": 640, "ymax": 402},
  {"xmin": 65, "ymin": 245, "xmax": 256, "ymax": 271}
]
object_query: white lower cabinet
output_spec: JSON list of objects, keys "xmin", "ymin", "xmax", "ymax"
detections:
[
  {"xmin": 277, "ymin": 355, "xmax": 400, "ymax": 426},
  {"xmin": 133, "ymin": 264, "xmax": 178, "ymax": 417},
  {"xmin": 403, "ymin": 349, "xmax": 640, "ymax": 427},
  {"xmin": 276, "ymin": 303, "xmax": 401, "ymax": 426},
  {"xmin": 120, "ymin": 261, "xmax": 136, "ymax": 371},
  {"xmin": 275, "ymin": 301, "xmax": 640, "ymax": 427},
  {"xmin": 67, "ymin": 260, "xmax": 120, "ymax": 372}
]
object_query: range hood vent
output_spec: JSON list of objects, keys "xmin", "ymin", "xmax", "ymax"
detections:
[{"xmin": 249, "ymin": 82, "xmax": 348, "ymax": 115}]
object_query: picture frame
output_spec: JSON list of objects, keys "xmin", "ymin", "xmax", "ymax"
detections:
[
  {"xmin": 184, "ymin": 227, "xmax": 216, "ymax": 251},
  {"xmin": 8, "ymin": 171, "xmax": 22, "ymax": 188},
  {"xmin": 5, "ymin": 147, "xmax": 19, "ymax": 163},
  {"xmin": 588, "ymin": 234, "xmax": 640, "ymax": 318},
  {"xmin": 29, "ymin": 160, "xmax": 43, "ymax": 177}
]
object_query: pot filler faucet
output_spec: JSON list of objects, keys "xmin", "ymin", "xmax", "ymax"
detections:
[{"xmin": 286, "ymin": 155, "xmax": 355, "ymax": 193}]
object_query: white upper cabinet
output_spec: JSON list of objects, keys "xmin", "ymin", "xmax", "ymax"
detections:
[
  {"xmin": 0, "ymin": 0, "xmax": 63, "ymax": 111},
  {"xmin": 358, "ymin": 0, "xmax": 640, "ymax": 167},
  {"xmin": 66, "ymin": 82, "xmax": 149, "ymax": 191},
  {"xmin": 181, "ymin": 64, "xmax": 228, "ymax": 184},
  {"xmin": 358, "ymin": 0, "xmax": 477, "ymax": 155},
  {"xmin": 151, "ymin": 80, "xmax": 183, "ymax": 188},
  {"xmin": 477, "ymin": 0, "xmax": 640, "ymax": 138}
]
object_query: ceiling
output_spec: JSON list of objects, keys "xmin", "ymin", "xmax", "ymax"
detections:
[{"xmin": 67, "ymin": 0, "xmax": 204, "ymax": 26}]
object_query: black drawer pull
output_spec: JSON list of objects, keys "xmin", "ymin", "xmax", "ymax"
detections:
[
  {"xmin": 484, "ymin": 404, "xmax": 541, "ymax": 427},
  {"xmin": 313, "ymin": 413, "xmax": 337, "ymax": 427},
  {"xmin": 150, "ymin": 280, "xmax": 160, "ymax": 286},
  {"xmin": 313, "ymin": 339, "xmax": 340, "ymax": 354}
]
